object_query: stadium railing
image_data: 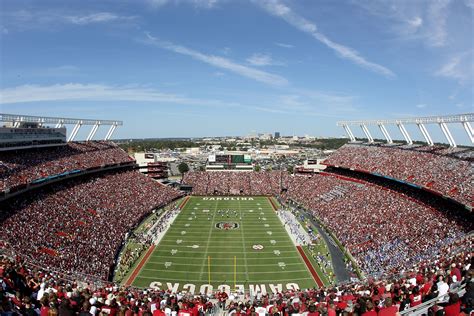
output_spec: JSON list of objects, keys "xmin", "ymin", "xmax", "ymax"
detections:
[{"xmin": 400, "ymin": 284, "xmax": 466, "ymax": 316}]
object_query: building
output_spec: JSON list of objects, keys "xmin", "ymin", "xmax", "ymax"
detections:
[{"xmin": 274, "ymin": 132, "xmax": 280, "ymax": 139}]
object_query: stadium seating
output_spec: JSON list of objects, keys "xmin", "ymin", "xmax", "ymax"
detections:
[
  {"xmin": 0, "ymin": 170, "xmax": 182, "ymax": 280},
  {"xmin": 183, "ymin": 171, "xmax": 285, "ymax": 196},
  {"xmin": 0, "ymin": 141, "xmax": 134, "ymax": 193},
  {"xmin": 323, "ymin": 143, "xmax": 473, "ymax": 207},
  {"xmin": 283, "ymin": 172, "xmax": 473, "ymax": 278}
]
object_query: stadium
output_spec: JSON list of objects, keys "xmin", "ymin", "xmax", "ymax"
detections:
[
  {"xmin": 0, "ymin": 112, "xmax": 472, "ymax": 316},
  {"xmin": 1, "ymin": 1, "xmax": 474, "ymax": 315}
]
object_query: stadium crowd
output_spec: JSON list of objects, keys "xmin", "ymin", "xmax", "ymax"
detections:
[
  {"xmin": 323, "ymin": 144, "xmax": 473, "ymax": 206},
  {"xmin": 283, "ymin": 173, "xmax": 473, "ymax": 278},
  {"xmin": 0, "ymin": 141, "xmax": 134, "ymax": 192},
  {"xmin": 0, "ymin": 170, "xmax": 182, "ymax": 280},
  {"xmin": 183, "ymin": 172, "xmax": 283, "ymax": 196},
  {"xmin": 0, "ymin": 238, "xmax": 472, "ymax": 315}
]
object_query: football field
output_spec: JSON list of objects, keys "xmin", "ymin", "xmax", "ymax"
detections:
[{"xmin": 127, "ymin": 196, "xmax": 319, "ymax": 293}]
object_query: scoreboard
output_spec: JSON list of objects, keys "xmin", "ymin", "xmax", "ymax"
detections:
[{"xmin": 208, "ymin": 154, "xmax": 252, "ymax": 164}]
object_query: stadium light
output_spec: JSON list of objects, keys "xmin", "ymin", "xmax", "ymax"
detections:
[
  {"xmin": 337, "ymin": 113, "xmax": 474, "ymax": 147},
  {"xmin": 0, "ymin": 113, "xmax": 123, "ymax": 142}
]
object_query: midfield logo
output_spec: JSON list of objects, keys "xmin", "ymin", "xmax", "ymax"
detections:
[{"xmin": 215, "ymin": 222, "xmax": 240, "ymax": 230}]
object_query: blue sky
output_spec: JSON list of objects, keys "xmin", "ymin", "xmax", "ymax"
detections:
[{"xmin": 0, "ymin": 0, "xmax": 472, "ymax": 143}]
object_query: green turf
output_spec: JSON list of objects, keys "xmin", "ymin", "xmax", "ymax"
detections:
[{"xmin": 130, "ymin": 196, "xmax": 318, "ymax": 292}]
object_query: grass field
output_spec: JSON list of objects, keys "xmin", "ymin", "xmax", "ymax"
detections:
[{"xmin": 127, "ymin": 196, "xmax": 319, "ymax": 293}]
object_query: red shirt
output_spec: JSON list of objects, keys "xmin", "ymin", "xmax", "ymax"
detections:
[
  {"xmin": 421, "ymin": 282, "xmax": 432, "ymax": 296},
  {"xmin": 409, "ymin": 294, "xmax": 422, "ymax": 307},
  {"xmin": 218, "ymin": 292, "xmax": 228, "ymax": 302},
  {"xmin": 362, "ymin": 311, "xmax": 377, "ymax": 316},
  {"xmin": 378, "ymin": 306, "xmax": 398, "ymax": 316},
  {"xmin": 444, "ymin": 302, "xmax": 461, "ymax": 316},
  {"xmin": 153, "ymin": 310, "xmax": 166, "ymax": 316},
  {"xmin": 450, "ymin": 268, "xmax": 461, "ymax": 282},
  {"xmin": 40, "ymin": 306, "xmax": 49, "ymax": 316}
]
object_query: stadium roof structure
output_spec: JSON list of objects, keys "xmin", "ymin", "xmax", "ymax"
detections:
[
  {"xmin": 0, "ymin": 113, "xmax": 123, "ymax": 142},
  {"xmin": 337, "ymin": 113, "xmax": 474, "ymax": 148}
]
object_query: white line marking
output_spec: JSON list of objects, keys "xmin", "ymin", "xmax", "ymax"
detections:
[{"xmin": 199, "ymin": 199, "xmax": 217, "ymax": 279}]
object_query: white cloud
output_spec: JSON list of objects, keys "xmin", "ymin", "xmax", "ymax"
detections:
[
  {"xmin": 147, "ymin": 0, "xmax": 170, "ymax": 7},
  {"xmin": 0, "ymin": 83, "xmax": 286, "ymax": 115},
  {"xmin": 254, "ymin": 0, "xmax": 395, "ymax": 78},
  {"xmin": 66, "ymin": 12, "xmax": 132, "ymax": 25},
  {"xmin": 278, "ymin": 95, "xmax": 309, "ymax": 111},
  {"xmin": 275, "ymin": 42, "xmax": 294, "ymax": 48},
  {"xmin": 408, "ymin": 16, "xmax": 423, "ymax": 28},
  {"xmin": 246, "ymin": 53, "xmax": 282, "ymax": 66},
  {"xmin": 426, "ymin": 0, "xmax": 451, "ymax": 47},
  {"xmin": 0, "ymin": 83, "xmax": 233, "ymax": 106},
  {"xmin": 435, "ymin": 51, "xmax": 474, "ymax": 83},
  {"xmin": 144, "ymin": 32, "xmax": 288, "ymax": 86},
  {"xmin": 146, "ymin": 0, "xmax": 219, "ymax": 8},
  {"xmin": 2, "ymin": 10, "xmax": 137, "ymax": 31},
  {"xmin": 354, "ymin": 0, "xmax": 452, "ymax": 47},
  {"xmin": 0, "ymin": 83, "xmax": 357, "ymax": 118},
  {"xmin": 416, "ymin": 103, "xmax": 427, "ymax": 108}
]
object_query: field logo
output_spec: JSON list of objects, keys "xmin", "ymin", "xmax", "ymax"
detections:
[
  {"xmin": 215, "ymin": 222, "xmax": 239, "ymax": 230},
  {"xmin": 252, "ymin": 244, "xmax": 264, "ymax": 250}
]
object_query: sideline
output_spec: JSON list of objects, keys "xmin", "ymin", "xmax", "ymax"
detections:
[
  {"xmin": 296, "ymin": 246, "xmax": 324, "ymax": 287},
  {"xmin": 124, "ymin": 245, "xmax": 156, "ymax": 286},
  {"xmin": 178, "ymin": 196, "xmax": 190, "ymax": 209}
]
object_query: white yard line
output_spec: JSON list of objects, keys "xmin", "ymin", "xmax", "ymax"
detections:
[
  {"xmin": 199, "ymin": 199, "xmax": 218, "ymax": 280},
  {"xmin": 239, "ymin": 198, "xmax": 250, "ymax": 282}
]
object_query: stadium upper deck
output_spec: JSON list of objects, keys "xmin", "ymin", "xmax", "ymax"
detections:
[
  {"xmin": 0, "ymin": 141, "xmax": 135, "ymax": 194},
  {"xmin": 323, "ymin": 143, "xmax": 473, "ymax": 208}
]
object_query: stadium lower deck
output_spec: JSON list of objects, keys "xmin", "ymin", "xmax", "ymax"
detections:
[{"xmin": 126, "ymin": 196, "xmax": 319, "ymax": 292}]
